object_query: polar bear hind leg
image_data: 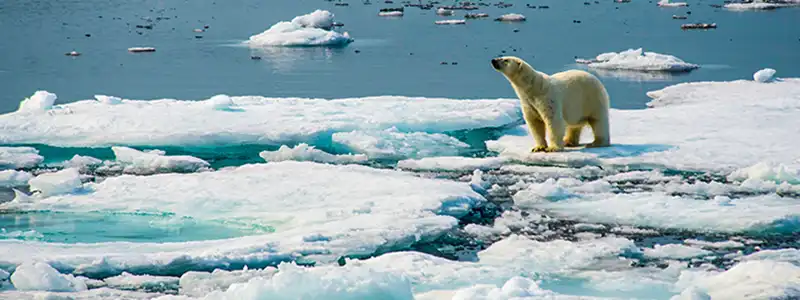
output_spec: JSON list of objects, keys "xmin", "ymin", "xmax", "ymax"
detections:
[
  {"xmin": 563, "ymin": 125, "xmax": 584, "ymax": 147},
  {"xmin": 587, "ymin": 115, "xmax": 610, "ymax": 148}
]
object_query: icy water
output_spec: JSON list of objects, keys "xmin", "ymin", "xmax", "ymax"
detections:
[
  {"xmin": 1, "ymin": 0, "xmax": 799, "ymax": 113},
  {"xmin": 1, "ymin": 0, "xmax": 800, "ymax": 299}
]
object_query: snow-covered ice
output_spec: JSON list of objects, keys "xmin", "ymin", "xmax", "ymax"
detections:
[
  {"xmin": 725, "ymin": 1, "xmax": 796, "ymax": 10},
  {"xmin": 578, "ymin": 48, "xmax": 698, "ymax": 72},
  {"xmin": 247, "ymin": 10, "xmax": 353, "ymax": 47},
  {"xmin": 112, "ymin": 146, "xmax": 210, "ymax": 174},
  {"xmin": 259, "ymin": 143, "xmax": 367, "ymax": 164},
  {"xmin": 676, "ymin": 260, "xmax": 800, "ymax": 299},
  {"xmin": 379, "ymin": 11, "xmax": 404, "ymax": 17},
  {"xmin": 27, "ymin": 168, "xmax": 83, "ymax": 197},
  {"xmin": 178, "ymin": 268, "xmax": 278, "ymax": 297},
  {"xmin": 0, "ymin": 93, "xmax": 520, "ymax": 148},
  {"xmin": 495, "ymin": 13, "xmax": 526, "ymax": 22},
  {"xmin": 0, "ymin": 161, "xmax": 485, "ymax": 277},
  {"xmin": 0, "ymin": 147, "xmax": 44, "ymax": 169},
  {"xmin": 17, "ymin": 91, "xmax": 57, "ymax": 113},
  {"xmin": 643, "ymin": 244, "xmax": 712, "ymax": 260},
  {"xmin": 397, "ymin": 157, "xmax": 510, "ymax": 172},
  {"xmin": 58, "ymin": 154, "xmax": 104, "ymax": 171},
  {"xmin": 332, "ymin": 128, "xmax": 470, "ymax": 160},
  {"xmin": 103, "ymin": 272, "xmax": 179, "ymax": 292},
  {"xmin": 10, "ymin": 262, "xmax": 88, "ymax": 292},
  {"xmin": 0, "ymin": 170, "xmax": 33, "ymax": 187},
  {"xmin": 753, "ymin": 68, "xmax": 777, "ymax": 83},
  {"xmin": 435, "ymin": 20, "xmax": 466, "ymax": 25},
  {"xmin": 657, "ymin": 0, "xmax": 688, "ymax": 7}
]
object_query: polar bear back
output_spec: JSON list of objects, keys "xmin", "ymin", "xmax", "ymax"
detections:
[{"xmin": 548, "ymin": 70, "xmax": 610, "ymax": 124}]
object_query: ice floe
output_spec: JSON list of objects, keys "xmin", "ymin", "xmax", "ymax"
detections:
[
  {"xmin": 0, "ymin": 162, "xmax": 484, "ymax": 277},
  {"xmin": 724, "ymin": 0, "xmax": 797, "ymax": 10},
  {"xmin": 10, "ymin": 262, "xmax": 88, "ymax": 292},
  {"xmin": 0, "ymin": 93, "xmax": 520, "ymax": 149},
  {"xmin": 577, "ymin": 48, "xmax": 698, "ymax": 72},
  {"xmin": 0, "ymin": 147, "xmax": 44, "ymax": 169},
  {"xmin": 643, "ymin": 244, "xmax": 712, "ymax": 260},
  {"xmin": 397, "ymin": 157, "xmax": 510, "ymax": 172},
  {"xmin": 0, "ymin": 170, "xmax": 33, "ymax": 187},
  {"xmin": 676, "ymin": 260, "xmax": 800, "ymax": 299},
  {"xmin": 103, "ymin": 272, "xmax": 179, "ymax": 292},
  {"xmin": 657, "ymin": 0, "xmax": 688, "ymax": 7},
  {"xmin": 27, "ymin": 168, "xmax": 83, "ymax": 197},
  {"xmin": 332, "ymin": 128, "xmax": 470, "ymax": 160},
  {"xmin": 111, "ymin": 146, "xmax": 210, "ymax": 174},
  {"xmin": 247, "ymin": 10, "xmax": 353, "ymax": 47},
  {"xmin": 753, "ymin": 68, "xmax": 777, "ymax": 83},
  {"xmin": 495, "ymin": 13, "xmax": 526, "ymax": 22},
  {"xmin": 259, "ymin": 143, "xmax": 367, "ymax": 164},
  {"xmin": 17, "ymin": 91, "xmax": 57, "ymax": 113}
]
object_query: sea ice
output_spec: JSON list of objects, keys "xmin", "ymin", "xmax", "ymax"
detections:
[
  {"xmin": 0, "ymin": 93, "xmax": 520, "ymax": 148},
  {"xmin": 179, "ymin": 267, "xmax": 278, "ymax": 297},
  {"xmin": 724, "ymin": 1, "xmax": 794, "ymax": 10},
  {"xmin": 58, "ymin": 154, "xmax": 104, "ymax": 172},
  {"xmin": 683, "ymin": 239, "xmax": 744, "ymax": 250},
  {"xmin": 205, "ymin": 94, "xmax": 236, "ymax": 111},
  {"xmin": 396, "ymin": 157, "xmax": 510, "ymax": 172},
  {"xmin": 578, "ymin": 48, "xmax": 698, "ymax": 72},
  {"xmin": 643, "ymin": 244, "xmax": 713, "ymax": 260},
  {"xmin": 753, "ymin": 68, "xmax": 777, "ymax": 83},
  {"xmin": 27, "ymin": 168, "xmax": 82, "ymax": 197},
  {"xmin": 0, "ymin": 170, "xmax": 33, "ymax": 187},
  {"xmin": 495, "ymin": 13, "xmax": 526, "ymax": 22},
  {"xmin": 94, "ymin": 95, "xmax": 122, "ymax": 105},
  {"xmin": 112, "ymin": 146, "xmax": 210, "ymax": 174},
  {"xmin": 0, "ymin": 162, "xmax": 485, "ymax": 277},
  {"xmin": 379, "ymin": 11, "xmax": 404, "ymax": 17},
  {"xmin": 657, "ymin": 0, "xmax": 688, "ymax": 7},
  {"xmin": 0, "ymin": 147, "xmax": 44, "ymax": 169},
  {"xmin": 259, "ymin": 143, "xmax": 367, "ymax": 164},
  {"xmin": 332, "ymin": 128, "xmax": 470, "ymax": 160},
  {"xmin": 247, "ymin": 10, "xmax": 353, "ymax": 47},
  {"xmin": 103, "ymin": 272, "xmax": 179, "ymax": 292},
  {"xmin": 676, "ymin": 260, "xmax": 800, "ymax": 299},
  {"xmin": 18, "ymin": 91, "xmax": 57, "ymax": 113},
  {"xmin": 10, "ymin": 262, "xmax": 88, "ymax": 292}
]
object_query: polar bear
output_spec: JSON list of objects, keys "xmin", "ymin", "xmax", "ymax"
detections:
[{"xmin": 491, "ymin": 56, "xmax": 611, "ymax": 152}]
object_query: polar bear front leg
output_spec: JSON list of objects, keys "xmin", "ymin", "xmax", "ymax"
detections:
[{"xmin": 522, "ymin": 104, "xmax": 548, "ymax": 152}]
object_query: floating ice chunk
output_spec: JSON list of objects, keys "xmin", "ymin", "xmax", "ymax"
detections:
[
  {"xmin": 603, "ymin": 170, "xmax": 678, "ymax": 183},
  {"xmin": 578, "ymin": 48, "xmax": 698, "ymax": 72},
  {"xmin": 59, "ymin": 154, "xmax": 104, "ymax": 172},
  {"xmin": 683, "ymin": 239, "xmax": 744, "ymax": 249},
  {"xmin": 610, "ymin": 226, "xmax": 660, "ymax": 235},
  {"xmin": 679, "ymin": 260, "xmax": 800, "ymax": 299},
  {"xmin": 0, "ymin": 162, "xmax": 484, "ymax": 277},
  {"xmin": 259, "ymin": 143, "xmax": 367, "ymax": 164},
  {"xmin": 94, "ymin": 95, "xmax": 122, "ymax": 105},
  {"xmin": 0, "ymin": 95, "xmax": 520, "ymax": 148},
  {"xmin": 397, "ymin": 157, "xmax": 510, "ymax": 172},
  {"xmin": 112, "ymin": 146, "xmax": 210, "ymax": 174},
  {"xmin": 28, "ymin": 168, "xmax": 82, "ymax": 197},
  {"xmin": 179, "ymin": 268, "xmax": 278, "ymax": 297},
  {"xmin": 513, "ymin": 178, "xmax": 576, "ymax": 205},
  {"xmin": 447, "ymin": 277, "xmax": 578, "ymax": 300},
  {"xmin": 0, "ymin": 170, "xmax": 33, "ymax": 187},
  {"xmin": 248, "ymin": 10, "xmax": 353, "ymax": 47},
  {"xmin": 495, "ymin": 13, "xmax": 526, "ymax": 22},
  {"xmin": 0, "ymin": 147, "xmax": 44, "ymax": 169},
  {"xmin": 206, "ymin": 94, "xmax": 236, "ymax": 111},
  {"xmin": 643, "ymin": 244, "xmax": 712, "ymax": 259},
  {"xmin": 103, "ymin": 272, "xmax": 179, "ymax": 292},
  {"xmin": 0, "ymin": 229, "xmax": 44, "ymax": 241},
  {"xmin": 574, "ymin": 223, "xmax": 606, "ymax": 231},
  {"xmin": 670, "ymin": 287, "xmax": 711, "ymax": 300},
  {"xmin": 18, "ymin": 91, "xmax": 57, "ymax": 113},
  {"xmin": 435, "ymin": 19, "xmax": 466, "ymax": 25},
  {"xmin": 753, "ymin": 68, "xmax": 777, "ymax": 83},
  {"xmin": 464, "ymin": 210, "xmax": 540, "ymax": 239},
  {"xmin": 332, "ymin": 128, "xmax": 470, "ymax": 160},
  {"xmin": 10, "ymin": 262, "xmax": 88, "ymax": 292},
  {"xmin": 728, "ymin": 162, "xmax": 800, "ymax": 184},
  {"xmin": 657, "ymin": 0, "xmax": 688, "ymax": 7},
  {"xmin": 724, "ymin": 2, "xmax": 793, "ymax": 10},
  {"xmin": 500, "ymin": 165, "xmax": 604, "ymax": 179},
  {"xmin": 739, "ymin": 248, "xmax": 800, "ymax": 264},
  {"xmin": 379, "ymin": 11, "xmax": 404, "ymax": 17}
]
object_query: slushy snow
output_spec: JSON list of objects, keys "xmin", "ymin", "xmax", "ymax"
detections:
[
  {"xmin": 578, "ymin": 48, "xmax": 699, "ymax": 72},
  {"xmin": 247, "ymin": 10, "xmax": 353, "ymax": 47},
  {"xmin": 259, "ymin": 143, "xmax": 367, "ymax": 164},
  {"xmin": 0, "ymin": 147, "xmax": 44, "ymax": 169},
  {"xmin": 0, "ymin": 93, "xmax": 521, "ymax": 148},
  {"xmin": 332, "ymin": 128, "xmax": 470, "ymax": 160},
  {"xmin": 112, "ymin": 146, "xmax": 210, "ymax": 174}
]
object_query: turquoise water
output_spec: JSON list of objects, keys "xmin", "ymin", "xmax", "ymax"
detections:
[{"xmin": 1, "ymin": 0, "xmax": 798, "ymax": 113}]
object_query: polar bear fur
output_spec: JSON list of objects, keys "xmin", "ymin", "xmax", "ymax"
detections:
[{"xmin": 491, "ymin": 56, "xmax": 611, "ymax": 152}]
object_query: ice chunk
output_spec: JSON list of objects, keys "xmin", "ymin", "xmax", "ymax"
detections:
[
  {"xmin": 10, "ymin": 262, "xmax": 87, "ymax": 292},
  {"xmin": 59, "ymin": 154, "xmax": 104, "ymax": 171},
  {"xmin": 0, "ymin": 95, "xmax": 520, "ymax": 148},
  {"xmin": 670, "ymin": 287, "xmax": 711, "ymax": 300},
  {"xmin": 179, "ymin": 268, "xmax": 278, "ymax": 297},
  {"xmin": 205, "ymin": 94, "xmax": 236, "ymax": 111},
  {"xmin": 397, "ymin": 157, "xmax": 510, "ymax": 172},
  {"xmin": 27, "ymin": 168, "xmax": 82, "ymax": 197},
  {"xmin": 247, "ymin": 10, "xmax": 353, "ymax": 47},
  {"xmin": 753, "ymin": 68, "xmax": 777, "ymax": 83},
  {"xmin": 94, "ymin": 95, "xmax": 122, "ymax": 105},
  {"xmin": 678, "ymin": 260, "xmax": 800, "ymax": 299},
  {"xmin": 0, "ymin": 229, "xmax": 44, "ymax": 241},
  {"xmin": 0, "ymin": 170, "xmax": 33, "ymax": 187},
  {"xmin": 578, "ymin": 48, "xmax": 698, "ymax": 72},
  {"xmin": 103, "ymin": 272, "xmax": 179, "ymax": 292},
  {"xmin": 725, "ymin": 2, "xmax": 794, "ymax": 10},
  {"xmin": 657, "ymin": 0, "xmax": 688, "ymax": 7},
  {"xmin": 728, "ymin": 162, "xmax": 800, "ymax": 184},
  {"xmin": 513, "ymin": 178, "xmax": 576, "ymax": 204},
  {"xmin": 112, "ymin": 146, "xmax": 210, "ymax": 174},
  {"xmin": 18, "ymin": 91, "xmax": 57, "ymax": 113},
  {"xmin": 0, "ymin": 147, "xmax": 44, "ymax": 169},
  {"xmin": 0, "ymin": 162, "xmax": 484, "ymax": 277},
  {"xmin": 379, "ymin": 11, "xmax": 404, "ymax": 17},
  {"xmin": 495, "ymin": 13, "xmax": 526, "ymax": 22},
  {"xmin": 446, "ymin": 277, "xmax": 597, "ymax": 300},
  {"xmin": 643, "ymin": 244, "xmax": 712, "ymax": 259},
  {"xmin": 435, "ymin": 19, "xmax": 466, "ymax": 25},
  {"xmin": 332, "ymin": 128, "xmax": 470, "ymax": 160},
  {"xmin": 489, "ymin": 78, "xmax": 800, "ymax": 173},
  {"xmin": 259, "ymin": 143, "xmax": 367, "ymax": 164},
  {"xmin": 683, "ymin": 239, "xmax": 744, "ymax": 250}
]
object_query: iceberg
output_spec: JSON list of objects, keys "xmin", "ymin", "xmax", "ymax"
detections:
[
  {"xmin": 577, "ymin": 48, "xmax": 698, "ymax": 72},
  {"xmin": 0, "ymin": 161, "xmax": 485, "ymax": 277},
  {"xmin": 0, "ymin": 147, "xmax": 44, "ymax": 169},
  {"xmin": 0, "ymin": 93, "xmax": 521, "ymax": 149},
  {"xmin": 247, "ymin": 10, "xmax": 353, "ymax": 47}
]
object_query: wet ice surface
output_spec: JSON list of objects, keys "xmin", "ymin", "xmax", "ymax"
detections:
[{"xmin": 1, "ymin": 77, "xmax": 799, "ymax": 299}]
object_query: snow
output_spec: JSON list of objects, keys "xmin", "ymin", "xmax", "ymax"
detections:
[
  {"xmin": 103, "ymin": 272, "xmax": 179, "ymax": 291},
  {"xmin": 332, "ymin": 128, "xmax": 470, "ymax": 160},
  {"xmin": 1, "ymin": 288, "xmax": 157, "ymax": 300},
  {"xmin": 397, "ymin": 157, "xmax": 510, "ymax": 172},
  {"xmin": 0, "ymin": 93, "xmax": 521, "ymax": 148},
  {"xmin": 0, "ymin": 161, "xmax": 485, "ymax": 277},
  {"xmin": 578, "ymin": 48, "xmax": 698, "ymax": 72},
  {"xmin": 643, "ymin": 244, "xmax": 713, "ymax": 259},
  {"xmin": 10, "ymin": 262, "xmax": 88, "ymax": 292},
  {"xmin": 495, "ymin": 14, "xmax": 526, "ymax": 22},
  {"xmin": 0, "ymin": 147, "xmax": 44, "ymax": 169},
  {"xmin": 247, "ymin": 10, "xmax": 353, "ymax": 47},
  {"xmin": 18, "ymin": 91, "xmax": 57, "ymax": 113},
  {"xmin": 677, "ymin": 260, "xmax": 800, "ymax": 299},
  {"xmin": 27, "ymin": 168, "xmax": 83, "ymax": 197},
  {"xmin": 753, "ymin": 68, "xmax": 777, "ymax": 83},
  {"xmin": 489, "ymin": 78, "xmax": 800, "ymax": 173},
  {"xmin": 0, "ymin": 170, "xmax": 33, "ymax": 187},
  {"xmin": 259, "ymin": 143, "xmax": 367, "ymax": 164},
  {"xmin": 112, "ymin": 146, "xmax": 210, "ymax": 174},
  {"xmin": 657, "ymin": 0, "xmax": 688, "ymax": 7}
]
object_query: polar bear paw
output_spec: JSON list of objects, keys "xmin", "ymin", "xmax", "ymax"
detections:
[
  {"xmin": 544, "ymin": 146, "xmax": 563, "ymax": 152},
  {"xmin": 531, "ymin": 146, "xmax": 548, "ymax": 152}
]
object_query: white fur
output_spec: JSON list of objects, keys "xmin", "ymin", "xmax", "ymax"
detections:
[{"xmin": 492, "ymin": 56, "xmax": 611, "ymax": 152}]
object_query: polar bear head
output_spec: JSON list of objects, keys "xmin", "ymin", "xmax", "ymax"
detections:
[
  {"xmin": 491, "ymin": 56, "xmax": 548, "ymax": 95},
  {"xmin": 491, "ymin": 56, "xmax": 534, "ymax": 78}
]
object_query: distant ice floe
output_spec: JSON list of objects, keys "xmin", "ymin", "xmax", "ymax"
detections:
[
  {"xmin": 724, "ymin": 0, "xmax": 799, "ymax": 10},
  {"xmin": 0, "ymin": 147, "xmax": 44, "ymax": 169},
  {"xmin": 753, "ymin": 68, "xmax": 777, "ymax": 83},
  {"xmin": 495, "ymin": 13, "xmax": 526, "ymax": 22},
  {"xmin": 259, "ymin": 143, "xmax": 368, "ymax": 164},
  {"xmin": 0, "ymin": 161, "xmax": 485, "ymax": 277},
  {"xmin": 657, "ymin": 0, "xmax": 688, "ymax": 7},
  {"xmin": 577, "ymin": 48, "xmax": 699, "ymax": 72},
  {"xmin": 247, "ymin": 10, "xmax": 353, "ymax": 47},
  {"xmin": 332, "ymin": 127, "xmax": 470, "ymax": 160},
  {"xmin": 0, "ymin": 93, "xmax": 521, "ymax": 152}
]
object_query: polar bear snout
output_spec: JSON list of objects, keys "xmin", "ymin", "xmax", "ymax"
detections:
[{"xmin": 491, "ymin": 58, "xmax": 503, "ymax": 70}]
